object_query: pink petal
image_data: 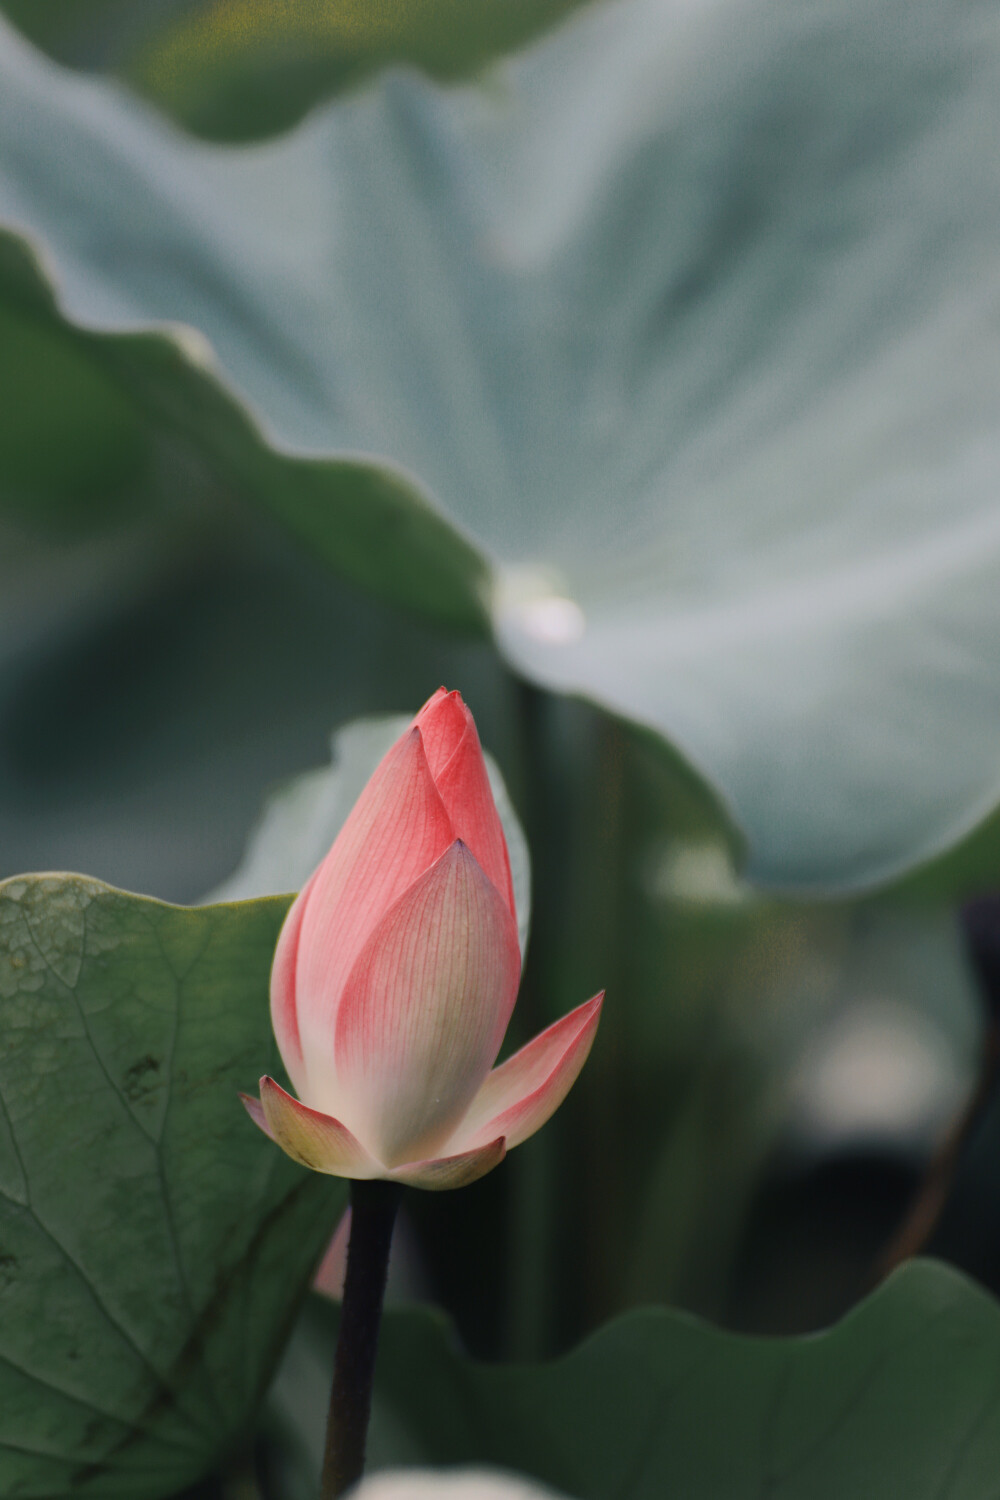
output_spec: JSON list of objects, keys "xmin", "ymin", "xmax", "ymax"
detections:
[
  {"xmin": 413, "ymin": 687, "xmax": 467, "ymax": 777},
  {"xmin": 448, "ymin": 993, "xmax": 603, "ymax": 1153},
  {"xmin": 293, "ymin": 726, "xmax": 455, "ymax": 1110},
  {"xmin": 242, "ymin": 1076, "xmax": 381, "ymax": 1178},
  {"xmin": 268, "ymin": 866, "xmax": 320, "ymax": 1095},
  {"xmin": 434, "ymin": 721, "xmax": 516, "ymax": 922},
  {"xmin": 389, "ymin": 1136, "xmax": 506, "ymax": 1190},
  {"xmin": 239, "ymin": 1090, "xmax": 270, "ymax": 1135},
  {"xmin": 312, "ymin": 1209, "xmax": 351, "ymax": 1302},
  {"xmin": 334, "ymin": 841, "xmax": 521, "ymax": 1167}
]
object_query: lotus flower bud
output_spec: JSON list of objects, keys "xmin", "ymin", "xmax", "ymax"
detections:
[{"xmin": 242, "ymin": 688, "xmax": 602, "ymax": 1190}]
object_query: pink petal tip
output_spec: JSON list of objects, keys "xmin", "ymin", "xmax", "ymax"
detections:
[
  {"xmin": 256, "ymin": 1075, "xmax": 381, "ymax": 1179},
  {"xmin": 389, "ymin": 1136, "xmax": 507, "ymax": 1190}
]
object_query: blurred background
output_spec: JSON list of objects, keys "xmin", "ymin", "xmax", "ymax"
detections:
[{"xmin": 2, "ymin": 0, "xmax": 1000, "ymax": 1371}]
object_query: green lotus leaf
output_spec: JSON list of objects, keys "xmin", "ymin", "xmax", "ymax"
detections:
[
  {"xmin": 1, "ymin": 0, "xmax": 999, "ymax": 887},
  {"xmin": 363, "ymin": 1260, "xmax": 1000, "ymax": 1498},
  {"xmin": 0, "ymin": 297, "xmax": 150, "ymax": 529},
  {"xmin": 0, "ymin": 0, "xmax": 590, "ymax": 141},
  {"xmin": 0, "ymin": 873, "xmax": 344, "ymax": 1498}
]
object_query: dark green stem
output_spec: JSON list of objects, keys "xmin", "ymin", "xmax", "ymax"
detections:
[
  {"xmin": 321, "ymin": 1180, "xmax": 401, "ymax": 1500},
  {"xmin": 506, "ymin": 679, "xmax": 559, "ymax": 1358},
  {"xmin": 505, "ymin": 682, "xmax": 629, "ymax": 1352}
]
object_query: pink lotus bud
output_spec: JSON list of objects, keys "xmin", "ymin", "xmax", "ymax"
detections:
[{"xmin": 242, "ymin": 688, "xmax": 602, "ymax": 1190}]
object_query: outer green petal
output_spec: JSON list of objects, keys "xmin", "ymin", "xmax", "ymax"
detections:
[{"xmin": 243, "ymin": 1076, "xmax": 381, "ymax": 1179}]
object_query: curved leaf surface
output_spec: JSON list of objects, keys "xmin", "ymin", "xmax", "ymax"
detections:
[
  {"xmin": 0, "ymin": 873, "xmax": 344, "ymax": 1498},
  {"xmin": 365, "ymin": 1262, "xmax": 1000, "ymax": 1499},
  {"xmin": 0, "ymin": 0, "xmax": 590, "ymax": 141},
  {"xmin": 1, "ymin": 0, "xmax": 1000, "ymax": 886},
  {"xmin": 0, "ymin": 228, "xmax": 489, "ymax": 635},
  {"xmin": 0, "ymin": 297, "xmax": 150, "ymax": 529}
]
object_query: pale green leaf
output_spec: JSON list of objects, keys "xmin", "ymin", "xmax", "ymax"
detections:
[{"xmin": 2, "ymin": 0, "xmax": 999, "ymax": 886}]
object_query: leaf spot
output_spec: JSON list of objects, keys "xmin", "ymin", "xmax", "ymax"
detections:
[{"xmin": 122, "ymin": 1055, "xmax": 163, "ymax": 1104}]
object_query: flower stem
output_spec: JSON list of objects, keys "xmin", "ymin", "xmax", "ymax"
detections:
[
  {"xmin": 507, "ymin": 678, "xmax": 559, "ymax": 1359},
  {"xmin": 321, "ymin": 1180, "xmax": 401, "ymax": 1500},
  {"xmin": 877, "ymin": 898, "xmax": 1000, "ymax": 1280},
  {"xmin": 878, "ymin": 1013, "xmax": 1000, "ymax": 1278}
]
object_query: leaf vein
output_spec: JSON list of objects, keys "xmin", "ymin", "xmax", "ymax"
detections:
[{"xmin": 0, "ymin": 1348, "xmax": 199, "ymax": 1456}]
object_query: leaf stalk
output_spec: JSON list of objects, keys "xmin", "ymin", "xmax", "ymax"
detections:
[{"xmin": 321, "ymin": 1179, "xmax": 401, "ymax": 1499}]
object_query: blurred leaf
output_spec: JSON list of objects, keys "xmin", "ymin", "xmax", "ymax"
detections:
[
  {"xmin": 2, "ymin": 0, "xmax": 1000, "ymax": 887},
  {"xmin": 206, "ymin": 712, "xmax": 532, "ymax": 957},
  {"xmin": 0, "ymin": 494, "xmax": 512, "ymax": 904},
  {"xmin": 0, "ymin": 300, "xmax": 150, "ymax": 530},
  {"xmin": 622, "ymin": 895, "xmax": 979, "ymax": 1314},
  {"xmin": 0, "ymin": 0, "xmax": 591, "ymax": 142},
  {"xmin": 886, "ymin": 805, "xmax": 1000, "ymax": 904},
  {"xmin": 0, "ymin": 873, "xmax": 344, "ymax": 1499},
  {"xmin": 368, "ymin": 1262, "xmax": 1000, "ymax": 1497},
  {"xmin": 0, "ymin": 232, "xmax": 489, "ymax": 635},
  {"xmin": 536, "ymin": 723, "xmax": 981, "ymax": 1327}
]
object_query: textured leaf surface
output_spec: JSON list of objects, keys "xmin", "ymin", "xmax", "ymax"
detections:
[
  {"xmin": 0, "ymin": 874, "xmax": 344, "ymax": 1498},
  {"xmin": 364, "ymin": 1262, "xmax": 1000, "ymax": 1499},
  {"xmin": 2, "ymin": 0, "xmax": 1000, "ymax": 885},
  {"xmin": 207, "ymin": 714, "xmax": 531, "ymax": 958},
  {"xmin": 0, "ymin": 0, "xmax": 589, "ymax": 141}
]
